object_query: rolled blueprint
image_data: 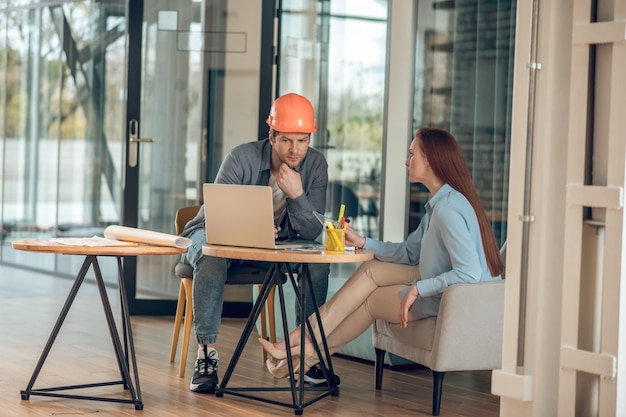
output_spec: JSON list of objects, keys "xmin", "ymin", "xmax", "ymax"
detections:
[{"xmin": 104, "ymin": 225, "xmax": 192, "ymax": 249}]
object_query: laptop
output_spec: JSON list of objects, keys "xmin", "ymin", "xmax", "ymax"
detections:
[{"xmin": 203, "ymin": 183, "xmax": 322, "ymax": 250}]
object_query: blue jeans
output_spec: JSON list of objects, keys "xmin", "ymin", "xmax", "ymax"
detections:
[{"xmin": 181, "ymin": 228, "xmax": 330, "ymax": 345}]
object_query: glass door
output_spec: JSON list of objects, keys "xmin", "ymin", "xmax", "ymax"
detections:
[{"xmin": 124, "ymin": 0, "xmax": 267, "ymax": 314}]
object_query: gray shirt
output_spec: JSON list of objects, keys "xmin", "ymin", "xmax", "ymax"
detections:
[{"xmin": 180, "ymin": 138, "xmax": 328, "ymax": 241}]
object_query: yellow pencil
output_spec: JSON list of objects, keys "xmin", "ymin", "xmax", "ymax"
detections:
[{"xmin": 337, "ymin": 204, "xmax": 345, "ymax": 226}]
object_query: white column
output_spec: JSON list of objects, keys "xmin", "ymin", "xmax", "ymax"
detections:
[{"xmin": 380, "ymin": 0, "xmax": 417, "ymax": 241}]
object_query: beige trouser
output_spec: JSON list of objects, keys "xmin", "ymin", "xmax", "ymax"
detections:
[{"xmin": 304, "ymin": 259, "xmax": 421, "ymax": 368}]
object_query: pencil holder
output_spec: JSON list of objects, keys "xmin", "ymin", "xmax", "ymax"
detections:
[{"xmin": 324, "ymin": 228, "xmax": 345, "ymax": 254}]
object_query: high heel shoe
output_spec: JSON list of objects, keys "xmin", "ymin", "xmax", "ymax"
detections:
[
  {"xmin": 258, "ymin": 338, "xmax": 301, "ymax": 360},
  {"xmin": 265, "ymin": 357, "xmax": 301, "ymax": 379},
  {"xmin": 261, "ymin": 340, "xmax": 321, "ymax": 379}
]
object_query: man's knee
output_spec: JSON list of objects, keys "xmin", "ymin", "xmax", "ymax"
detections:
[
  {"xmin": 305, "ymin": 263, "xmax": 330, "ymax": 280},
  {"xmin": 193, "ymin": 255, "xmax": 229, "ymax": 283},
  {"xmin": 195, "ymin": 254, "xmax": 222, "ymax": 268}
]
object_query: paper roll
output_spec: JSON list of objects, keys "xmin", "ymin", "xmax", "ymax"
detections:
[{"xmin": 104, "ymin": 225, "xmax": 192, "ymax": 249}]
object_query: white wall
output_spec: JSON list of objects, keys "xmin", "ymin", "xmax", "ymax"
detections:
[
  {"xmin": 379, "ymin": 0, "xmax": 416, "ymax": 242},
  {"xmin": 492, "ymin": 1, "xmax": 570, "ymax": 415},
  {"xmin": 493, "ymin": 0, "xmax": 626, "ymax": 415},
  {"xmin": 222, "ymin": 0, "xmax": 263, "ymax": 156}
]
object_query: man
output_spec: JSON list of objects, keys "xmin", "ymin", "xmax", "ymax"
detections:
[{"xmin": 179, "ymin": 93, "xmax": 332, "ymax": 393}]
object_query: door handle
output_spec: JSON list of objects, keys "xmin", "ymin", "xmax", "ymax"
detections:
[
  {"xmin": 202, "ymin": 128, "xmax": 207, "ymax": 163},
  {"xmin": 128, "ymin": 119, "xmax": 154, "ymax": 167}
]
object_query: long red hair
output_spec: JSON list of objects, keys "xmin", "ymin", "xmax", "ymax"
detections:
[{"xmin": 416, "ymin": 128, "xmax": 504, "ymax": 277}]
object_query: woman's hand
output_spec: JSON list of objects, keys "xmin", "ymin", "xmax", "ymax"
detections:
[
  {"xmin": 345, "ymin": 226, "xmax": 366, "ymax": 249},
  {"xmin": 274, "ymin": 225, "xmax": 281, "ymax": 240},
  {"xmin": 400, "ymin": 284, "xmax": 419, "ymax": 328}
]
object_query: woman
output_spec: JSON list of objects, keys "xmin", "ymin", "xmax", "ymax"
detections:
[{"xmin": 259, "ymin": 127, "xmax": 504, "ymax": 378}]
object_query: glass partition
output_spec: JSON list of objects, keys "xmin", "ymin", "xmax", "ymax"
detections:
[
  {"xmin": 0, "ymin": 0, "xmax": 516, "ymax": 309},
  {"xmin": 0, "ymin": 2, "xmax": 127, "ymax": 282},
  {"xmin": 134, "ymin": 0, "xmax": 264, "ymax": 303},
  {"xmin": 279, "ymin": 0, "xmax": 388, "ymax": 240},
  {"xmin": 411, "ymin": 0, "xmax": 516, "ymax": 245}
]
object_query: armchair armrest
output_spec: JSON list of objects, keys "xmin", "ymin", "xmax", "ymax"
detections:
[{"xmin": 430, "ymin": 280, "xmax": 505, "ymax": 371}]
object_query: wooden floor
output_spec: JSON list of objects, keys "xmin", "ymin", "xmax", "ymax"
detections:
[{"xmin": 0, "ymin": 263, "xmax": 500, "ymax": 417}]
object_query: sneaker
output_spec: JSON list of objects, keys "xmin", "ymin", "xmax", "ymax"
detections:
[
  {"xmin": 189, "ymin": 346, "xmax": 219, "ymax": 393},
  {"xmin": 294, "ymin": 363, "xmax": 341, "ymax": 387}
]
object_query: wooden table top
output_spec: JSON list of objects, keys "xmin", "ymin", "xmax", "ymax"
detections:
[
  {"xmin": 202, "ymin": 244, "xmax": 374, "ymax": 264},
  {"xmin": 12, "ymin": 238, "xmax": 187, "ymax": 256}
]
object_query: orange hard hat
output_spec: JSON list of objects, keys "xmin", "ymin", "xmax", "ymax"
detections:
[{"xmin": 266, "ymin": 93, "xmax": 317, "ymax": 133}]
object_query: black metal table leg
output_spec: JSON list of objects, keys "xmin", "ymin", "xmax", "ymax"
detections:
[
  {"xmin": 21, "ymin": 255, "xmax": 144, "ymax": 410},
  {"xmin": 298, "ymin": 264, "xmax": 338, "ymax": 396},
  {"xmin": 216, "ymin": 262, "xmax": 338, "ymax": 415},
  {"xmin": 217, "ymin": 263, "xmax": 280, "ymax": 391}
]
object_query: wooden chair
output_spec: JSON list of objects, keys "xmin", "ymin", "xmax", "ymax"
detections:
[
  {"xmin": 372, "ymin": 243, "xmax": 507, "ymax": 415},
  {"xmin": 168, "ymin": 205, "xmax": 278, "ymax": 377}
]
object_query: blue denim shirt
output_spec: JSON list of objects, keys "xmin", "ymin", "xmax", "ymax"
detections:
[
  {"xmin": 364, "ymin": 184, "xmax": 500, "ymax": 300},
  {"xmin": 180, "ymin": 138, "xmax": 328, "ymax": 242}
]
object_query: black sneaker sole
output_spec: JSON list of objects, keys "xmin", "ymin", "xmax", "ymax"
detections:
[
  {"xmin": 293, "ymin": 373, "xmax": 341, "ymax": 387},
  {"xmin": 190, "ymin": 383, "xmax": 218, "ymax": 393}
]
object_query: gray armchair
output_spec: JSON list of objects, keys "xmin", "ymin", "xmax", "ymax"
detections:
[{"xmin": 372, "ymin": 244, "xmax": 506, "ymax": 416}]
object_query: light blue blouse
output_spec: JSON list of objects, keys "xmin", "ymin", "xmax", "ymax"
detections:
[{"xmin": 363, "ymin": 183, "xmax": 501, "ymax": 318}]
